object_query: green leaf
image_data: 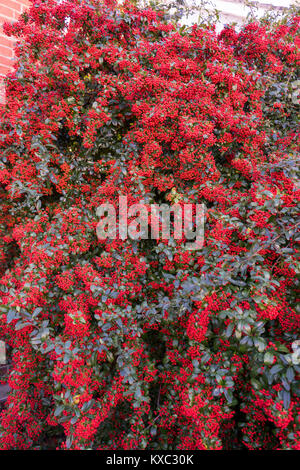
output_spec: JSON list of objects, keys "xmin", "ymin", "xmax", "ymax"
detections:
[{"xmin": 264, "ymin": 352, "xmax": 275, "ymax": 365}]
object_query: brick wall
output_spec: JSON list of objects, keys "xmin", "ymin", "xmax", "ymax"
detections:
[{"xmin": 0, "ymin": 0, "xmax": 31, "ymax": 103}]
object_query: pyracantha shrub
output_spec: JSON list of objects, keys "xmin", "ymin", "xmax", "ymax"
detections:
[{"xmin": 0, "ymin": 0, "xmax": 299, "ymax": 450}]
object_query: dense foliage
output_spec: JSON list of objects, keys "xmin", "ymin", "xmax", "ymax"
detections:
[{"xmin": 0, "ymin": 0, "xmax": 299, "ymax": 450}]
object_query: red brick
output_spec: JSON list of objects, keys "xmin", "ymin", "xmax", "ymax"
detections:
[
  {"xmin": 0, "ymin": 5, "xmax": 15, "ymax": 20},
  {"xmin": 0, "ymin": 64, "xmax": 11, "ymax": 75},
  {"xmin": 0, "ymin": 45, "xmax": 13, "ymax": 57},
  {"xmin": 0, "ymin": 14, "xmax": 16, "ymax": 26},
  {"xmin": 0, "ymin": 35, "xmax": 14, "ymax": 48},
  {"xmin": 0, "ymin": 0, "xmax": 31, "ymax": 102},
  {"xmin": 0, "ymin": 55, "xmax": 14, "ymax": 67},
  {"xmin": 0, "ymin": 1, "xmax": 22, "ymax": 13}
]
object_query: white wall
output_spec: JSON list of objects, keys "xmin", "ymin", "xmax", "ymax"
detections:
[{"xmin": 183, "ymin": 0, "xmax": 297, "ymax": 28}]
